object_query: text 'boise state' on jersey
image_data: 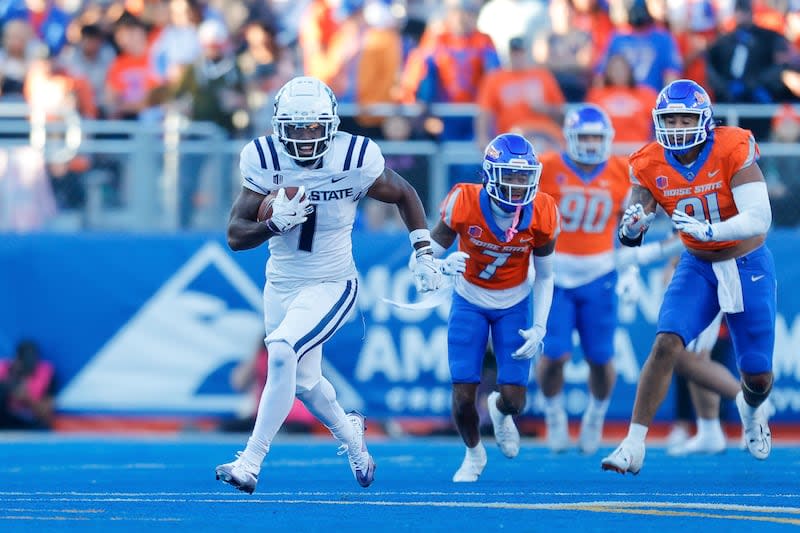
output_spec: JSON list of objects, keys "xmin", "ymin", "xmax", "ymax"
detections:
[
  {"xmin": 629, "ymin": 126, "xmax": 758, "ymax": 251},
  {"xmin": 539, "ymin": 152, "xmax": 630, "ymax": 288},
  {"xmin": 240, "ymin": 131, "xmax": 384, "ymax": 284},
  {"xmin": 440, "ymin": 183, "xmax": 559, "ymax": 309}
]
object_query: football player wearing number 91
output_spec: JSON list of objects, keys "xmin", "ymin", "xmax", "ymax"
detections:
[
  {"xmin": 216, "ymin": 76, "xmax": 442, "ymax": 494},
  {"xmin": 414, "ymin": 133, "xmax": 559, "ymax": 482},
  {"xmin": 602, "ymin": 79, "xmax": 777, "ymax": 476}
]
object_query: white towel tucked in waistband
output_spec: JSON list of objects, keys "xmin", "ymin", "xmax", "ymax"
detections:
[{"xmin": 712, "ymin": 258, "xmax": 744, "ymax": 313}]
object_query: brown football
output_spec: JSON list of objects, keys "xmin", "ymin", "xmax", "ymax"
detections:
[{"xmin": 257, "ymin": 186, "xmax": 303, "ymax": 222}]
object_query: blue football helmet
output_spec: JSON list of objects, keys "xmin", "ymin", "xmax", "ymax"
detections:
[
  {"xmin": 564, "ymin": 104, "xmax": 614, "ymax": 165},
  {"xmin": 482, "ymin": 133, "xmax": 542, "ymax": 212},
  {"xmin": 652, "ymin": 79, "xmax": 714, "ymax": 153}
]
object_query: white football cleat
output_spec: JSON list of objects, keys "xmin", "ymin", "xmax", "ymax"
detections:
[
  {"xmin": 601, "ymin": 437, "xmax": 645, "ymax": 475},
  {"xmin": 544, "ymin": 405, "xmax": 569, "ymax": 453},
  {"xmin": 667, "ymin": 428, "xmax": 726, "ymax": 456},
  {"xmin": 578, "ymin": 409, "xmax": 605, "ymax": 455},
  {"xmin": 340, "ymin": 411, "xmax": 376, "ymax": 487},
  {"xmin": 487, "ymin": 391, "xmax": 520, "ymax": 458},
  {"xmin": 665, "ymin": 425, "xmax": 690, "ymax": 452},
  {"xmin": 215, "ymin": 452, "xmax": 260, "ymax": 494},
  {"xmin": 736, "ymin": 392, "xmax": 772, "ymax": 460},
  {"xmin": 452, "ymin": 443, "xmax": 487, "ymax": 482}
]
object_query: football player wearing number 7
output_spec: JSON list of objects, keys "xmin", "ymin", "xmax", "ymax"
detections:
[
  {"xmin": 215, "ymin": 76, "xmax": 443, "ymax": 494},
  {"xmin": 602, "ymin": 79, "xmax": 777, "ymax": 475},
  {"xmin": 414, "ymin": 133, "xmax": 559, "ymax": 482}
]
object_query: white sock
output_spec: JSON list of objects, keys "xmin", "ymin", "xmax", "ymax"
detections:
[
  {"xmin": 240, "ymin": 341, "xmax": 298, "ymax": 467},
  {"xmin": 585, "ymin": 395, "xmax": 610, "ymax": 419},
  {"xmin": 467, "ymin": 440, "xmax": 486, "ymax": 457},
  {"xmin": 627, "ymin": 423, "xmax": 648, "ymax": 443},
  {"xmin": 544, "ymin": 392, "xmax": 565, "ymax": 415},
  {"xmin": 696, "ymin": 417, "xmax": 722, "ymax": 437},
  {"xmin": 737, "ymin": 391, "xmax": 757, "ymax": 417},
  {"xmin": 297, "ymin": 377, "xmax": 355, "ymax": 445}
]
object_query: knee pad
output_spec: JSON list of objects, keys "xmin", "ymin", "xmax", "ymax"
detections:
[{"xmin": 742, "ymin": 374, "xmax": 773, "ymax": 406}]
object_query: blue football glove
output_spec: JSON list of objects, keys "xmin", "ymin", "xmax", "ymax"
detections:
[{"xmin": 671, "ymin": 209, "xmax": 714, "ymax": 242}]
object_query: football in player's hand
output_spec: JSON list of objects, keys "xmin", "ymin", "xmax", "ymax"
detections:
[{"xmin": 257, "ymin": 186, "xmax": 303, "ymax": 222}]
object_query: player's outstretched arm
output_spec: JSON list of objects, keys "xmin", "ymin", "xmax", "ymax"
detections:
[
  {"xmin": 367, "ymin": 167, "xmax": 443, "ymax": 292},
  {"xmin": 226, "ymin": 187, "xmax": 275, "ymax": 251}
]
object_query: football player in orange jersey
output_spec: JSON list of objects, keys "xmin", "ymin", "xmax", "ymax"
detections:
[
  {"xmin": 536, "ymin": 104, "xmax": 631, "ymax": 455},
  {"xmin": 602, "ymin": 79, "xmax": 776, "ymax": 475},
  {"xmin": 411, "ymin": 133, "xmax": 559, "ymax": 482}
]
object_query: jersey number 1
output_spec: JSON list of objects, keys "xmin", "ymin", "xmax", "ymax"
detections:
[{"xmin": 298, "ymin": 206, "xmax": 317, "ymax": 252}]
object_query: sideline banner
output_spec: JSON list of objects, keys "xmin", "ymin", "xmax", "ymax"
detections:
[{"xmin": 0, "ymin": 231, "xmax": 797, "ymax": 422}]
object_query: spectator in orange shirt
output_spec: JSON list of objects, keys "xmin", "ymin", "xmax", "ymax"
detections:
[
  {"xmin": 105, "ymin": 13, "xmax": 163, "ymax": 120},
  {"xmin": 476, "ymin": 36, "xmax": 565, "ymax": 153},
  {"xmin": 401, "ymin": 0, "xmax": 500, "ymax": 141},
  {"xmin": 316, "ymin": 0, "xmax": 404, "ymax": 138},
  {"xmin": 584, "ymin": 53, "xmax": 658, "ymax": 149},
  {"xmin": 300, "ymin": 0, "xmax": 340, "ymax": 78}
]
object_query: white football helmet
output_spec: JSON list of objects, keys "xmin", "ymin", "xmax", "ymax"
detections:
[{"xmin": 272, "ymin": 76, "xmax": 341, "ymax": 162}]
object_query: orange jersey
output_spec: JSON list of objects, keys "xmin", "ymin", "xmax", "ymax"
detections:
[
  {"xmin": 477, "ymin": 68, "xmax": 566, "ymax": 135},
  {"xmin": 629, "ymin": 126, "xmax": 759, "ymax": 251},
  {"xmin": 440, "ymin": 183, "xmax": 559, "ymax": 290},
  {"xmin": 539, "ymin": 153, "xmax": 630, "ymax": 255},
  {"xmin": 584, "ymin": 85, "xmax": 657, "ymax": 145}
]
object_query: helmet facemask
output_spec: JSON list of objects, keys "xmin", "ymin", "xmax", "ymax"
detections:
[
  {"xmin": 566, "ymin": 130, "xmax": 613, "ymax": 165},
  {"xmin": 484, "ymin": 161, "xmax": 541, "ymax": 210},
  {"xmin": 272, "ymin": 77, "xmax": 341, "ymax": 162},
  {"xmin": 653, "ymin": 108, "xmax": 711, "ymax": 152}
]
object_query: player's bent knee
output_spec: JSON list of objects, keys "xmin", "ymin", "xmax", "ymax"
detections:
[
  {"xmin": 266, "ymin": 341, "xmax": 296, "ymax": 370},
  {"xmin": 652, "ymin": 333, "xmax": 683, "ymax": 362},
  {"xmin": 742, "ymin": 372, "xmax": 773, "ymax": 406}
]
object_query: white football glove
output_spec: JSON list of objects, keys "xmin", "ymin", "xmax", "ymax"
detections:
[
  {"xmin": 438, "ymin": 251, "xmax": 469, "ymax": 276},
  {"xmin": 512, "ymin": 325, "xmax": 546, "ymax": 360},
  {"xmin": 412, "ymin": 250, "xmax": 443, "ymax": 293},
  {"xmin": 619, "ymin": 203, "xmax": 656, "ymax": 240},
  {"xmin": 671, "ymin": 209, "xmax": 714, "ymax": 242},
  {"xmin": 267, "ymin": 186, "xmax": 313, "ymax": 234},
  {"xmin": 616, "ymin": 265, "xmax": 641, "ymax": 306}
]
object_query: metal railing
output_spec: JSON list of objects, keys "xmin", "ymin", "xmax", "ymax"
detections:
[{"xmin": 0, "ymin": 102, "xmax": 798, "ymax": 232}]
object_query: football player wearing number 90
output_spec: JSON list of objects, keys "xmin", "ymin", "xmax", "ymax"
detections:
[
  {"xmin": 536, "ymin": 104, "xmax": 632, "ymax": 456},
  {"xmin": 216, "ymin": 76, "xmax": 442, "ymax": 494},
  {"xmin": 602, "ymin": 79, "xmax": 776, "ymax": 475}
]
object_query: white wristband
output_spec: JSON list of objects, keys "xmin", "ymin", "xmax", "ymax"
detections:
[{"xmin": 409, "ymin": 229, "xmax": 432, "ymax": 246}]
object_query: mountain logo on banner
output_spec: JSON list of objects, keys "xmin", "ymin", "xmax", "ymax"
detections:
[{"xmin": 57, "ymin": 241, "xmax": 363, "ymax": 413}]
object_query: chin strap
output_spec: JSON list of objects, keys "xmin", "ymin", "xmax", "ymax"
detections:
[{"xmin": 505, "ymin": 205, "xmax": 522, "ymax": 242}]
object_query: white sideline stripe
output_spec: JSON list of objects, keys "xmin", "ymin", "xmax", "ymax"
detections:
[
  {"xmin": 5, "ymin": 498, "xmax": 798, "ymax": 515},
  {"xmin": 2, "ymin": 491, "xmax": 800, "ymax": 498}
]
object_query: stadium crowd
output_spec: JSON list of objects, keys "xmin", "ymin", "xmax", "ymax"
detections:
[{"xmin": 1, "ymin": 0, "xmax": 799, "ymax": 229}]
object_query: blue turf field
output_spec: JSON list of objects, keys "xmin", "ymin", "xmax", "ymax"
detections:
[{"xmin": 1, "ymin": 433, "xmax": 799, "ymax": 532}]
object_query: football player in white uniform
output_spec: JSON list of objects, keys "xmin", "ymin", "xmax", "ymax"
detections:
[{"xmin": 215, "ymin": 76, "xmax": 441, "ymax": 493}]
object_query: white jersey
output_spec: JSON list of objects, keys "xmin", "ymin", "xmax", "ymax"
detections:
[{"xmin": 239, "ymin": 131, "xmax": 384, "ymax": 286}]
